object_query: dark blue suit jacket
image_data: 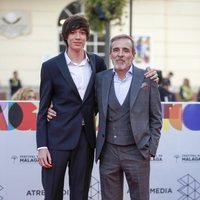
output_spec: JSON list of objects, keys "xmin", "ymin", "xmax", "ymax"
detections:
[{"xmin": 36, "ymin": 52, "xmax": 106, "ymax": 150}]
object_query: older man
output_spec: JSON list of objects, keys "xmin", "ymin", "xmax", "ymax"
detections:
[{"xmin": 95, "ymin": 34, "xmax": 162, "ymax": 200}]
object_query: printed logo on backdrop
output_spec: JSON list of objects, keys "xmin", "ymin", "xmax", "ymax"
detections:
[
  {"xmin": 177, "ymin": 174, "xmax": 200, "ymax": 199},
  {"xmin": 126, "ymin": 187, "xmax": 173, "ymax": 196},
  {"xmin": 151, "ymin": 154, "xmax": 163, "ymax": 162},
  {"xmin": 0, "ymin": 185, "xmax": 4, "ymax": 200},
  {"xmin": 26, "ymin": 189, "xmax": 45, "ymax": 197},
  {"xmin": 162, "ymin": 104, "xmax": 200, "ymax": 132},
  {"xmin": 11, "ymin": 155, "xmax": 38, "ymax": 164},
  {"xmin": 26, "ymin": 189, "xmax": 67, "ymax": 197},
  {"xmin": 174, "ymin": 154, "xmax": 200, "ymax": 163},
  {"xmin": 150, "ymin": 187, "xmax": 172, "ymax": 195},
  {"xmin": 26, "ymin": 176, "xmax": 100, "ymax": 199}
]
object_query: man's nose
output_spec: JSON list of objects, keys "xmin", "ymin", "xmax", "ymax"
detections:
[
  {"xmin": 75, "ymin": 32, "xmax": 81, "ymax": 38},
  {"xmin": 118, "ymin": 50, "xmax": 124, "ymax": 56}
]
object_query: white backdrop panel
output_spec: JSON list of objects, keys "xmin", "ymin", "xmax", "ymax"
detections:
[{"xmin": 0, "ymin": 101, "xmax": 200, "ymax": 200}]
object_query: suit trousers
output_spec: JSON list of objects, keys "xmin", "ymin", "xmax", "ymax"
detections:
[
  {"xmin": 42, "ymin": 127, "xmax": 94, "ymax": 200},
  {"xmin": 100, "ymin": 143, "xmax": 150, "ymax": 200}
]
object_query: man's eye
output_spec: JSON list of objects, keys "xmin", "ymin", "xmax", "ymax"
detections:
[{"xmin": 124, "ymin": 49, "xmax": 130, "ymax": 53}]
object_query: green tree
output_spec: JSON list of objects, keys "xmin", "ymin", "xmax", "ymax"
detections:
[{"xmin": 84, "ymin": 0, "xmax": 127, "ymax": 33}]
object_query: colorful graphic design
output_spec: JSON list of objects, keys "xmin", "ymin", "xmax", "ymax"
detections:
[
  {"xmin": 162, "ymin": 103, "xmax": 200, "ymax": 131},
  {"xmin": 1, "ymin": 102, "xmax": 200, "ymax": 131},
  {"xmin": 0, "ymin": 101, "xmax": 38, "ymax": 131}
]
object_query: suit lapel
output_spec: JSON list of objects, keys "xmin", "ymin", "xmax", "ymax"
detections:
[
  {"xmin": 56, "ymin": 52, "xmax": 81, "ymax": 98},
  {"xmin": 130, "ymin": 66, "xmax": 144, "ymax": 109},
  {"xmin": 102, "ymin": 70, "xmax": 114, "ymax": 117}
]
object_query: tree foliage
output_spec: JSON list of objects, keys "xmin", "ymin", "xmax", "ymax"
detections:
[{"xmin": 84, "ymin": 0, "xmax": 127, "ymax": 32}]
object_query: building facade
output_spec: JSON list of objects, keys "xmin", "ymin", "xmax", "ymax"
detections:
[{"xmin": 0, "ymin": 0, "xmax": 200, "ymax": 97}]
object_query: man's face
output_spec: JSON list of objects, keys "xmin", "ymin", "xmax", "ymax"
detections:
[
  {"xmin": 67, "ymin": 28, "xmax": 87, "ymax": 51},
  {"xmin": 14, "ymin": 72, "xmax": 18, "ymax": 78},
  {"xmin": 110, "ymin": 38, "xmax": 135, "ymax": 73}
]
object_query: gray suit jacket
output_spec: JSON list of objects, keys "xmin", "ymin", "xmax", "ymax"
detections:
[{"xmin": 95, "ymin": 66, "xmax": 162, "ymax": 161}]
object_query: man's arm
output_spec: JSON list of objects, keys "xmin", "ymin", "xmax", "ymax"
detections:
[
  {"xmin": 36, "ymin": 62, "xmax": 53, "ymax": 168},
  {"xmin": 36, "ymin": 63, "xmax": 53, "ymax": 148},
  {"xmin": 149, "ymin": 80, "xmax": 162, "ymax": 156}
]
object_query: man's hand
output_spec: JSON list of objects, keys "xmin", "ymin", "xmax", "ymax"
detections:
[
  {"xmin": 37, "ymin": 148, "xmax": 52, "ymax": 168},
  {"xmin": 47, "ymin": 107, "xmax": 57, "ymax": 121},
  {"xmin": 145, "ymin": 67, "xmax": 159, "ymax": 83}
]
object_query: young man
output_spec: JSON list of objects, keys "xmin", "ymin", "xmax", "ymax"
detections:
[
  {"xmin": 95, "ymin": 34, "xmax": 162, "ymax": 200},
  {"xmin": 36, "ymin": 15, "xmax": 106, "ymax": 200}
]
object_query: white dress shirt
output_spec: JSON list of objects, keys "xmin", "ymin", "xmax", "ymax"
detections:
[
  {"xmin": 113, "ymin": 67, "xmax": 133, "ymax": 105},
  {"xmin": 64, "ymin": 51, "xmax": 92, "ymax": 100}
]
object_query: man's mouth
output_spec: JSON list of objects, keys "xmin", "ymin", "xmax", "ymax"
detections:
[
  {"xmin": 116, "ymin": 60, "xmax": 124, "ymax": 63},
  {"xmin": 74, "ymin": 42, "xmax": 82, "ymax": 45}
]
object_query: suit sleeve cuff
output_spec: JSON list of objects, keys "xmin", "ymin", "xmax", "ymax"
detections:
[{"xmin": 37, "ymin": 147, "xmax": 48, "ymax": 151}]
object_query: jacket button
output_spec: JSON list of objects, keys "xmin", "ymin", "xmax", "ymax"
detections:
[{"xmin": 102, "ymin": 134, "xmax": 105, "ymax": 138}]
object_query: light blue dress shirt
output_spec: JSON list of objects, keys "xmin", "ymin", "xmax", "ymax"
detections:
[{"xmin": 113, "ymin": 67, "xmax": 133, "ymax": 105}]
